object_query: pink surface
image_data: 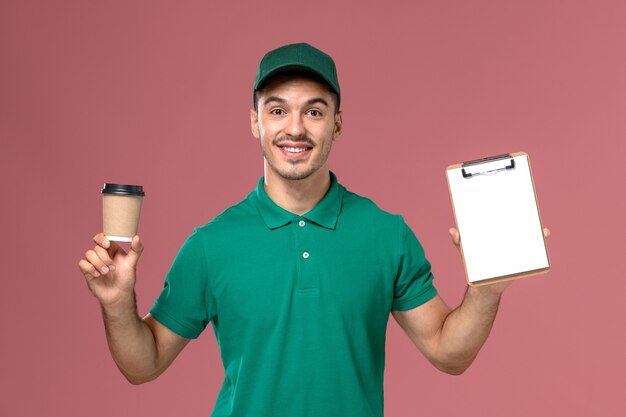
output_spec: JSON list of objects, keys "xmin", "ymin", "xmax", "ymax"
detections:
[{"xmin": 1, "ymin": 1, "xmax": 624, "ymax": 416}]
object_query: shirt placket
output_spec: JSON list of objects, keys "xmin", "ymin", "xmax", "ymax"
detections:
[{"xmin": 292, "ymin": 216, "xmax": 318, "ymax": 293}]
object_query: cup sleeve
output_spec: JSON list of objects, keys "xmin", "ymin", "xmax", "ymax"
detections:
[
  {"xmin": 391, "ymin": 218, "xmax": 438, "ymax": 312},
  {"xmin": 150, "ymin": 230, "xmax": 216, "ymax": 339}
]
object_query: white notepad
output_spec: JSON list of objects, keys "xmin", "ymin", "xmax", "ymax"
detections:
[{"xmin": 446, "ymin": 152, "xmax": 550, "ymax": 285}]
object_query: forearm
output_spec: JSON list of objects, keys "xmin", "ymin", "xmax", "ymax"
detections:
[
  {"xmin": 101, "ymin": 293, "xmax": 160, "ymax": 384},
  {"xmin": 435, "ymin": 286, "xmax": 502, "ymax": 374}
]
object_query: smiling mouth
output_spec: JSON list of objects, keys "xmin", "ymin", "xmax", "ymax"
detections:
[
  {"xmin": 277, "ymin": 142, "xmax": 314, "ymax": 158},
  {"xmin": 280, "ymin": 146, "xmax": 311, "ymax": 154}
]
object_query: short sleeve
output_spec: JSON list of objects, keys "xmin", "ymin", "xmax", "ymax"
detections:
[
  {"xmin": 391, "ymin": 218, "xmax": 437, "ymax": 311},
  {"xmin": 149, "ymin": 229, "xmax": 216, "ymax": 339}
]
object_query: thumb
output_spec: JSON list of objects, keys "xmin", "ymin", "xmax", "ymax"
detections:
[
  {"xmin": 449, "ymin": 227, "xmax": 461, "ymax": 248},
  {"xmin": 126, "ymin": 235, "xmax": 144, "ymax": 266}
]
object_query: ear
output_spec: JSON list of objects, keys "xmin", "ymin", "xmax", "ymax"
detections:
[
  {"xmin": 250, "ymin": 108, "xmax": 260, "ymax": 139},
  {"xmin": 332, "ymin": 110, "xmax": 343, "ymax": 141}
]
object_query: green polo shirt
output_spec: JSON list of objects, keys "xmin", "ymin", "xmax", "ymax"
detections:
[{"xmin": 150, "ymin": 172, "xmax": 437, "ymax": 417}]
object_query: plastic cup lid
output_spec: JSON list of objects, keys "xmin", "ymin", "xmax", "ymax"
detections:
[{"xmin": 101, "ymin": 183, "xmax": 145, "ymax": 196}]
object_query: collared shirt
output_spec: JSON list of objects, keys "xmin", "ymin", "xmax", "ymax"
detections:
[{"xmin": 150, "ymin": 172, "xmax": 437, "ymax": 417}]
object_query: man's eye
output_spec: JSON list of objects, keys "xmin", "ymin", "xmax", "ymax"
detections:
[
  {"xmin": 270, "ymin": 109, "xmax": 284, "ymax": 115},
  {"xmin": 308, "ymin": 109, "xmax": 321, "ymax": 117}
]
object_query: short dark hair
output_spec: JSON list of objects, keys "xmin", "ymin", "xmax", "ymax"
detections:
[{"xmin": 253, "ymin": 70, "xmax": 340, "ymax": 113}]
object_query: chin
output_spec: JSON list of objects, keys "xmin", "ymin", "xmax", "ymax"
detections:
[
  {"xmin": 278, "ymin": 170, "xmax": 316, "ymax": 181},
  {"xmin": 273, "ymin": 164, "xmax": 320, "ymax": 181}
]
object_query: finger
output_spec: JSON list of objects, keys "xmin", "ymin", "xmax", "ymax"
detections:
[
  {"xmin": 78, "ymin": 258, "xmax": 100, "ymax": 279},
  {"xmin": 93, "ymin": 233, "xmax": 123, "ymax": 260},
  {"xmin": 448, "ymin": 227, "xmax": 461, "ymax": 247},
  {"xmin": 93, "ymin": 245, "xmax": 115, "ymax": 270},
  {"xmin": 126, "ymin": 235, "xmax": 144, "ymax": 266},
  {"xmin": 93, "ymin": 233, "xmax": 110, "ymax": 249},
  {"xmin": 543, "ymin": 227, "xmax": 551, "ymax": 238},
  {"xmin": 85, "ymin": 249, "xmax": 111, "ymax": 275}
]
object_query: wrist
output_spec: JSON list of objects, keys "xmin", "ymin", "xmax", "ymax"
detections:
[
  {"xmin": 470, "ymin": 278, "xmax": 512, "ymax": 297},
  {"xmin": 466, "ymin": 285, "xmax": 503, "ymax": 306},
  {"xmin": 100, "ymin": 292, "xmax": 138, "ymax": 320}
]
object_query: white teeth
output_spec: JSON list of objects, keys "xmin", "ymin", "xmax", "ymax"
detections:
[{"xmin": 284, "ymin": 147, "xmax": 307, "ymax": 153}]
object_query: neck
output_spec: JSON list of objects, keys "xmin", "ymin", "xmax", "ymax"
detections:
[{"xmin": 263, "ymin": 166, "xmax": 331, "ymax": 216}]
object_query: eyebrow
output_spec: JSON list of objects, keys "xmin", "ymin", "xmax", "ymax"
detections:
[
  {"xmin": 305, "ymin": 97, "xmax": 330, "ymax": 107},
  {"xmin": 263, "ymin": 96, "xmax": 330, "ymax": 107},
  {"xmin": 263, "ymin": 96, "xmax": 287, "ymax": 105}
]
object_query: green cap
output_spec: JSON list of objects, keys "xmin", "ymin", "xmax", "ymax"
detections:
[{"xmin": 253, "ymin": 43, "xmax": 340, "ymax": 107}]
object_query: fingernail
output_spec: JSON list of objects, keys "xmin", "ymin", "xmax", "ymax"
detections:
[
  {"xmin": 103, "ymin": 240, "xmax": 110, "ymax": 247},
  {"xmin": 108, "ymin": 264, "xmax": 116, "ymax": 272},
  {"xmin": 101, "ymin": 266, "xmax": 109, "ymax": 274}
]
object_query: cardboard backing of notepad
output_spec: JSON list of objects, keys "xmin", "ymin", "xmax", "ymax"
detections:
[{"xmin": 446, "ymin": 152, "xmax": 550, "ymax": 286}]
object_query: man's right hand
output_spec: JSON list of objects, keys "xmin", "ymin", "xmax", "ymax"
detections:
[
  {"xmin": 78, "ymin": 233, "xmax": 144, "ymax": 308},
  {"xmin": 78, "ymin": 234, "xmax": 189, "ymax": 384}
]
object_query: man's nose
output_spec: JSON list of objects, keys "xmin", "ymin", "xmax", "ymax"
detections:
[{"xmin": 286, "ymin": 113, "xmax": 305, "ymax": 137}]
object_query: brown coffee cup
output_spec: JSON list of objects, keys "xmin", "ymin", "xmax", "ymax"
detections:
[{"xmin": 102, "ymin": 184, "xmax": 145, "ymax": 242}]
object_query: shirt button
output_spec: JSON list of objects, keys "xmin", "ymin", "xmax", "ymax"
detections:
[
  {"xmin": 302, "ymin": 251, "xmax": 310, "ymax": 259},
  {"xmin": 298, "ymin": 220, "xmax": 306, "ymax": 227}
]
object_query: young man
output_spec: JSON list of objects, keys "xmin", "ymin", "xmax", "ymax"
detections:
[{"xmin": 79, "ymin": 43, "xmax": 548, "ymax": 416}]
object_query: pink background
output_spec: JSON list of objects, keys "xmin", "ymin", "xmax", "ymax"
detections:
[{"xmin": 1, "ymin": 1, "xmax": 625, "ymax": 416}]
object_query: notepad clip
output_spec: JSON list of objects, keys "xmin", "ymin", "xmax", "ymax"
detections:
[{"xmin": 461, "ymin": 154, "xmax": 515, "ymax": 178}]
